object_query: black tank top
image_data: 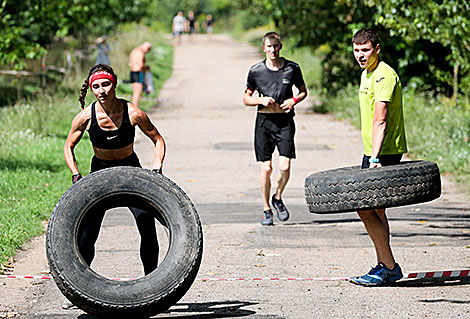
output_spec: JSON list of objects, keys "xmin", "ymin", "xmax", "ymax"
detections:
[{"xmin": 88, "ymin": 100, "xmax": 135, "ymax": 149}]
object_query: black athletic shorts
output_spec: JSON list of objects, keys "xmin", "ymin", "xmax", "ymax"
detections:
[
  {"xmin": 91, "ymin": 152, "xmax": 141, "ymax": 173},
  {"xmin": 130, "ymin": 71, "xmax": 144, "ymax": 84},
  {"xmin": 361, "ymin": 154, "xmax": 403, "ymax": 169},
  {"xmin": 255, "ymin": 113, "xmax": 296, "ymax": 162}
]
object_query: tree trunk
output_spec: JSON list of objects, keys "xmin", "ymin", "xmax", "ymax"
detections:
[{"xmin": 452, "ymin": 63, "xmax": 459, "ymax": 102}]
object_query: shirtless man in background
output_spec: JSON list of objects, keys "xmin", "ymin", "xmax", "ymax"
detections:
[{"xmin": 129, "ymin": 41, "xmax": 152, "ymax": 106}]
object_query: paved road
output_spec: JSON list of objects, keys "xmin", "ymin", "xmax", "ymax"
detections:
[{"xmin": 2, "ymin": 34, "xmax": 470, "ymax": 318}]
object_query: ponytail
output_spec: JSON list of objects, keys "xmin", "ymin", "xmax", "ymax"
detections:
[{"xmin": 78, "ymin": 78, "xmax": 89, "ymax": 109}]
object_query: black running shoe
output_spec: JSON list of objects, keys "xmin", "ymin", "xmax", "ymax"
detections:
[
  {"xmin": 271, "ymin": 195, "xmax": 289, "ymax": 222},
  {"xmin": 261, "ymin": 210, "xmax": 274, "ymax": 226}
]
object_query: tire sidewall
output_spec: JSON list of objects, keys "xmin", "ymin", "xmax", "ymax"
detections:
[
  {"xmin": 47, "ymin": 167, "xmax": 202, "ymax": 315},
  {"xmin": 305, "ymin": 161, "xmax": 441, "ymax": 214}
]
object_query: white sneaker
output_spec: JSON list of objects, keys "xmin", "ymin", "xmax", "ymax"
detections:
[{"xmin": 61, "ymin": 298, "xmax": 77, "ymax": 310}]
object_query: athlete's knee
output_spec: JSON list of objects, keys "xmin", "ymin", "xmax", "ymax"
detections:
[
  {"xmin": 357, "ymin": 209, "xmax": 383, "ymax": 224},
  {"xmin": 279, "ymin": 158, "xmax": 291, "ymax": 173},
  {"xmin": 279, "ymin": 164, "xmax": 290, "ymax": 174},
  {"xmin": 136, "ymin": 219, "xmax": 157, "ymax": 239},
  {"xmin": 260, "ymin": 161, "xmax": 273, "ymax": 175}
]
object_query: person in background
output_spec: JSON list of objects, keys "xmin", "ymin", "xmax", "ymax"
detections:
[
  {"xmin": 349, "ymin": 28, "xmax": 407, "ymax": 286},
  {"xmin": 172, "ymin": 11, "xmax": 186, "ymax": 45},
  {"xmin": 204, "ymin": 14, "xmax": 213, "ymax": 38},
  {"xmin": 129, "ymin": 42, "xmax": 152, "ymax": 106},
  {"xmin": 243, "ymin": 32, "xmax": 307, "ymax": 226},
  {"xmin": 95, "ymin": 36, "xmax": 110, "ymax": 66},
  {"xmin": 186, "ymin": 10, "xmax": 198, "ymax": 41}
]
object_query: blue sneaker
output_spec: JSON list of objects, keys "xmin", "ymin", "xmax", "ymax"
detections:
[
  {"xmin": 271, "ymin": 195, "xmax": 289, "ymax": 222},
  {"xmin": 261, "ymin": 210, "xmax": 274, "ymax": 226},
  {"xmin": 350, "ymin": 263, "xmax": 403, "ymax": 286}
]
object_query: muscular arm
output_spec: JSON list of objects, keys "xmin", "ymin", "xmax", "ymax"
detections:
[
  {"xmin": 280, "ymin": 84, "xmax": 308, "ymax": 113},
  {"xmin": 370, "ymin": 101, "xmax": 388, "ymax": 168},
  {"xmin": 131, "ymin": 106, "xmax": 166, "ymax": 170},
  {"xmin": 243, "ymin": 89, "xmax": 275, "ymax": 107},
  {"xmin": 64, "ymin": 110, "xmax": 89, "ymax": 175}
]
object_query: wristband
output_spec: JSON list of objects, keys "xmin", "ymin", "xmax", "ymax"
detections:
[
  {"xmin": 292, "ymin": 97, "xmax": 300, "ymax": 104},
  {"xmin": 72, "ymin": 173, "xmax": 82, "ymax": 184},
  {"xmin": 369, "ymin": 158, "xmax": 380, "ymax": 163}
]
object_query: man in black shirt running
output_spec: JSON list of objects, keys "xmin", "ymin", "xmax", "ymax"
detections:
[{"xmin": 243, "ymin": 32, "xmax": 307, "ymax": 226}]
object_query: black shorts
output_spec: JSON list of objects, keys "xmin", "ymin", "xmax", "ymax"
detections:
[
  {"xmin": 361, "ymin": 154, "xmax": 403, "ymax": 169},
  {"xmin": 255, "ymin": 113, "xmax": 296, "ymax": 162},
  {"xmin": 130, "ymin": 71, "xmax": 144, "ymax": 84},
  {"xmin": 91, "ymin": 152, "xmax": 141, "ymax": 173}
]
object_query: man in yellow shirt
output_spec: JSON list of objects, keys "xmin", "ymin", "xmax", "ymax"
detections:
[{"xmin": 350, "ymin": 28, "xmax": 407, "ymax": 286}]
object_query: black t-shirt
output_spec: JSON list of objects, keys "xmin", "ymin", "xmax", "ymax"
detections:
[
  {"xmin": 246, "ymin": 58, "xmax": 305, "ymax": 114},
  {"xmin": 189, "ymin": 17, "xmax": 196, "ymax": 29}
]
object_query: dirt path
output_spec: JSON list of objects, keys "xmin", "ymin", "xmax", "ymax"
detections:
[{"xmin": 1, "ymin": 34, "xmax": 469, "ymax": 319}]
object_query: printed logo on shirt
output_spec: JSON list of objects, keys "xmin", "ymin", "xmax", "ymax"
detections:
[
  {"xmin": 107, "ymin": 136, "xmax": 118, "ymax": 140},
  {"xmin": 376, "ymin": 77, "xmax": 385, "ymax": 83},
  {"xmin": 359, "ymin": 84, "xmax": 369, "ymax": 95},
  {"xmin": 282, "ymin": 78, "xmax": 289, "ymax": 84}
]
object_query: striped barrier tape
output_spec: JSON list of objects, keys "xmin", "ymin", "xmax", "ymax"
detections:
[
  {"xmin": 1, "ymin": 269, "xmax": 469, "ymax": 282},
  {"xmin": 0, "ymin": 275, "xmax": 53, "ymax": 280},
  {"xmin": 406, "ymin": 269, "xmax": 469, "ymax": 279}
]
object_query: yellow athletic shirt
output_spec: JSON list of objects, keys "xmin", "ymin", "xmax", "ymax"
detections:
[{"xmin": 358, "ymin": 61, "xmax": 407, "ymax": 156}]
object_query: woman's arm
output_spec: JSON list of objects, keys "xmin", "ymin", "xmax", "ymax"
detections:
[
  {"xmin": 64, "ymin": 110, "xmax": 89, "ymax": 175},
  {"xmin": 130, "ymin": 105, "xmax": 166, "ymax": 171}
]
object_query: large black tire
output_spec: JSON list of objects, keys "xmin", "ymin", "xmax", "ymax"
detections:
[
  {"xmin": 46, "ymin": 167, "xmax": 203, "ymax": 318},
  {"xmin": 305, "ymin": 161, "xmax": 441, "ymax": 214}
]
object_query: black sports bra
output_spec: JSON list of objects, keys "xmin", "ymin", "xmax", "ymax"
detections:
[{"xmin": 88, "ymin": 100, "xmax": 135, "ymax": 149}]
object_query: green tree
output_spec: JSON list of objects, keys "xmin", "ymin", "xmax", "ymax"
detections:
[
  {"xmin": 0, "ymin": 0, "xmax": 150, "ymax": 69},
  {"xmin": 266, "ymin": 0, "xmax": 377, "ymax": 92},
  {"xmin": 251, "ymin": 0, "xmax": 470, "ymax": 97},
  {"xmin": 373, "ymin": 0, "xmax": 470, "ymax": 99}
]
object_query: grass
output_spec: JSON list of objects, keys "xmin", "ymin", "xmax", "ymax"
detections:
[
  {"xmin": 403, "ymin": 93, "xmax": 470, "ymax": 184},
  {"xmin": 0, "ymin": 24, "xmax": 173, "ymax": 268},
  {"xmin": 0, "ymin": 94, "xmax": 91, "ymax": 266}
]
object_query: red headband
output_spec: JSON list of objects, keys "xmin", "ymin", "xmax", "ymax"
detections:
[{"xmin": 89, "ymin": 71, "xmax": 117, "ymax": 87}]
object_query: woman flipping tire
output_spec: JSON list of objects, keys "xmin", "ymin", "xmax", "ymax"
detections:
[
  {"xmin": 47, "ymin": 166, "xmax": 203, "ymax": 318},
  {"xmin": 63, "ymin": 64, "xmax": 166, "ymax": 280}
]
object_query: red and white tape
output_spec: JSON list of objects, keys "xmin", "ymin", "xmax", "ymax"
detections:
[
  {"xmin": 406, "ymin": 269, "xmax": 469, "ymax": 279},
  {"xmin": 0, "ymin": 275, "xmax": 52, "ymax": 280},
  {"xmin": 1, "ymin": 270, "xmax": 469, "ymax": 282}
]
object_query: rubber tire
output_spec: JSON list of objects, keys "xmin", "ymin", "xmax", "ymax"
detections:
[
  {"xmin": 305, "ymin": 161, "xmax": 441, "ymax": 214},
  {"xmin": 46, "ymin": 167, "xmax": 203, "ymax": 318}
]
